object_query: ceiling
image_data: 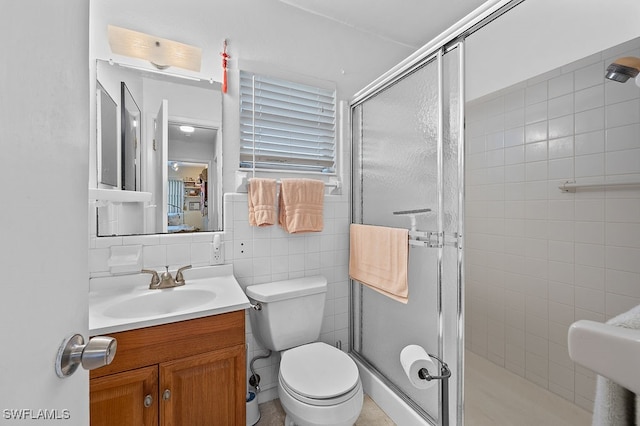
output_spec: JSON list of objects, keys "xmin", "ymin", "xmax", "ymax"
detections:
[
  {"xmin": 168, "ymin": 122, "xmax": 217, "ymax": 146},
  {"xmin": 279, "ymin": 0, "xmax": 489, "ymax": 50}
]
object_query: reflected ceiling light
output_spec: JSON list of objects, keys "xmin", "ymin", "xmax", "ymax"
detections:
[
  {"xmin": 107, "ymin": 25, "xmax": 202, "ymax": 72},
  {"xmin": 179, "ymin": 125, "xmax": 195, "ymax": 133},
  {"xmin": 171, "ymin": 162, "xmax": 179, "ymax": 171}
]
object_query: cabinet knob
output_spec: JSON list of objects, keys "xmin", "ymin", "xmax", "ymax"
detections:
[
  {"xmin": 144, "ymin": 394, "xmax": 153, "ymax": 408},
  {"xmin": 163, "ymin": 389, "xmax": 171, "ymax": 401}
]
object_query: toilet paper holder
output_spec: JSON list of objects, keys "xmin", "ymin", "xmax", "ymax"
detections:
[
  {"xmin": 419, "ymin": 353, "xmax": 451, "ymax": 426},
  {"xmin": 417, "ymin": 353, "xmax": 451, "ymax": 382}
]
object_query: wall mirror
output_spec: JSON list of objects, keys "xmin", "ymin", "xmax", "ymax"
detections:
[{"xmin": 95, "ymin": 59, "xmax": 223, "ymax": 236}]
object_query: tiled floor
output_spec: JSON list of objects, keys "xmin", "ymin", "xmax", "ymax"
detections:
[
  {"xmin": 255, "ymin": 394, "xmax": 395, "ymax": 426},
  {"xmin": 256, "ymin": 350, "xmax": 593, "ymax": 425}
]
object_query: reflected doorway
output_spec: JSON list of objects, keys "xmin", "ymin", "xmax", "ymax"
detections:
[{"xmin": 165, "ymin": 122, "xmax": 218, "ymax": 233}]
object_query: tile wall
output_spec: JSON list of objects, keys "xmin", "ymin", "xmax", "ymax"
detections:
[
  {"xmin": 88, "ymin": 192, "xmax": 351, "ymax": 402},
  {"xmin": 465, "ymin": 37, "xmax": 640, "ymax": 411}
]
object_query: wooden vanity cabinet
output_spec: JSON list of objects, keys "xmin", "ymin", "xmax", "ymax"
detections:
[
  {"xmin": 90, "ymin": 310, "xmax": 246, "ymax": 426},
  {"xmin": 90, "ymin": 366, "xmax": 158, "ymax": 426}
]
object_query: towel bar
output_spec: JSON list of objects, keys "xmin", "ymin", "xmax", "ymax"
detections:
[
  {"xmin": 242, "ymin": 177, "xmax": 341, "ymax": 191},
  {"xmin": 409, "ymin": 231, "xmax": 459, "ymax": 248},
  {"xmin": 559, "ymin": 178, "xmax": 640, "ymax": 192}
]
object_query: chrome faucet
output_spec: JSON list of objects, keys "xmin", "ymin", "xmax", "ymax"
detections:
[
  {"xmin": 175, "ymin": 264, "xmax": 192, "ymax": 285},
  {"xmin": 141, "ymin": 269, "xmax": 160, "ymax": 289},
  {"xmin": 159, "ymin": 266, "xmax": 178, "ymax": 288},
  {"xmin": 141, "ymin": 265, "xmax": 192, "ymax": 289}
]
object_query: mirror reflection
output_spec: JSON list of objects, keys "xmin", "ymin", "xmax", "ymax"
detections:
[
  {"xmin": 95, "ymin": 59, "xmax": 223, "ymax": 236},
  {"xmin": 97, "ymin": 82, "xmax": 117, "ymax": 187},
  {"xmin": 121, "ymin": 82, "xmax": 141, "ymax": 191}
]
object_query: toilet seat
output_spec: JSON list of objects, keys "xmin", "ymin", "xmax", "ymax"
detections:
[{"xmin": 279, "ymin": 342, "xmax": 360, "ymax": 406}]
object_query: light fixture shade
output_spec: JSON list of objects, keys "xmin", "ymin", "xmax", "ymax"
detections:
[{"xmin": 107, "ymin": 25, "xmax": 201, "ymax": 72}]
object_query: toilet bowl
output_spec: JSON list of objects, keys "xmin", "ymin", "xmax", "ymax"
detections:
[
  {"xmin": 245, "ymin": 276, "xmax": 364, "ymax": 426},
  {"xmin": 278, "ymin": 342, "xmax": 363, "ymax": 426}
]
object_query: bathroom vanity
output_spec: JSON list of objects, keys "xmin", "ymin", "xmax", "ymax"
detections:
[
  {"xmin": 90, "ymin": 311, "xmax": 245, "ymax": 426},
  {"xmin": 88, "ymin": 265, "xmax": 250, "ymax": 425}
]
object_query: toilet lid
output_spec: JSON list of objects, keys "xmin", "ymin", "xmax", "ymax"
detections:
[{"xmin": 280, "ymin": 342, "xmax": 359, "ymax": 399}]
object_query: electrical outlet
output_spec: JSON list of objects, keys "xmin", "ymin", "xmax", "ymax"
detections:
[
  {"xmin": 212, "ymin": 234, "xmax": 223, "ymax": 264},
  {"xmin": 212, "ymin": 247, "xmax": 223, "ymax": 264}
]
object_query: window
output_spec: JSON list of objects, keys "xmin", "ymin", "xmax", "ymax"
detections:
[{"xmin": 239, "ymin": 71, "xmax": 336, "ymax": 173}]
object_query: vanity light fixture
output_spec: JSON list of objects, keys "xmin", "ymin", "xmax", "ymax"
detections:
[
  {"xmin": 107, "ymin": 25, "xmax": 202, "ymax": 72},
  {"xmin": 179, "ymin": 125, "xmax": 195, "ymax": 133}
]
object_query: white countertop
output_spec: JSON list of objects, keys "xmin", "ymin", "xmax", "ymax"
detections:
[{"xmin": 89, "ymin": 264, "xmax": 250, "ymax": 335}]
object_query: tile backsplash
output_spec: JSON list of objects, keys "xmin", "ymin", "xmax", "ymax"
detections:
[
  {"xmin": 465, "ymin": 37, "xmax": 640, "ymax": 412},
  {"xmin": 88, "ymin": 191, "xmax": 351, "ymax": 402}
]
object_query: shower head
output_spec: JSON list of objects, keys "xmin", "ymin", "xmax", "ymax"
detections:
[{"xmin": 605, "ymin": 57, "xmax": 640, "ymax": 83}]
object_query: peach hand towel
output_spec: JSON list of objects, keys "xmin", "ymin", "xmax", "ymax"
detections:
[
  {"xmin": 349, "ymin": 224, "xmax": 409, "ymax": 303},
  {"xmin": 248, "ymin": 178, "xmax": 277, "ymax": 226},
  {"xmin": 278, "ymin": 178, "xmax": 325, "ymax": 233}
]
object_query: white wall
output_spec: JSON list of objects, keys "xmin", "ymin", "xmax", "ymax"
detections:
[
  {"xmin": 465, "ymin": 36, "xmax": 640, "ymax": 412},
  {"xmin": 466, "ymin": 0, "xmax": 640, "ymax": 101},
  {"xmin": 89, "ymin": 0, "xmax": 414, "ymax": 101}
]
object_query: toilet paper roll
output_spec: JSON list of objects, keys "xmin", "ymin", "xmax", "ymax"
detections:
[{"xmin": 400, "ymin": 345, "xmax": 438, "ymax": 390}]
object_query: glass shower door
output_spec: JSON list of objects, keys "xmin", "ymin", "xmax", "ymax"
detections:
[{"xmin": 351, "ymin": 44, "xmax": 464, "ymax": 425}]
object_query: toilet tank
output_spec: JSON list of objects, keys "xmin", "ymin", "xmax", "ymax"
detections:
[{"xmin": 246, "ymin": 276, "xmax": 327, "ymax": 351}]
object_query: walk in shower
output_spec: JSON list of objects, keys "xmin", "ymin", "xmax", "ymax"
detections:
[{"xmin": 350, "ymin": 43, "xmax": 465, "ymax": 425}]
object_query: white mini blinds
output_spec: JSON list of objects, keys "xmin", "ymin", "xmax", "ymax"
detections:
[{"xmin": 239, "ymin": 71, "xmax": 336, "ymax": 173}]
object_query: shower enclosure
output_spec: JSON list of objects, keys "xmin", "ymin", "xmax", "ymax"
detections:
[{"xmin": 350, "ymin": 43, "xmax": 464, "ymax": 425}]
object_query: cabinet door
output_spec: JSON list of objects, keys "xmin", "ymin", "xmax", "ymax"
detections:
[
  {"xmin": 90, "ymin": 366, "xmax": 158, "ymax": 426},
  {"xmin": 160, "ymin": 344, "xmax": 245, "ymax": 426}
]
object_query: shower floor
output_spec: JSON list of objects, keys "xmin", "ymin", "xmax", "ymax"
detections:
[{"xmin": 465, "ymin": 350, "xmax": 591, "ymax": 425}]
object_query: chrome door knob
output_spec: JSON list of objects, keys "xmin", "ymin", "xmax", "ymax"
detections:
[{"xmin": 55, "ymin": 334, "xmax": 117, "ymax": 378}]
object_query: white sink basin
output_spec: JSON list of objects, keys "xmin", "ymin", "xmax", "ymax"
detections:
[
  {"xmin": 102, "ymin": 288, "xmax": 216, "ymax": 319},
  {"xmin": 568, "ymin": 319, "xmax": 640, "ymax": 394},
  {"xmin": 89, "ymin": 264, "xmax": 250, "ymax": 334}
]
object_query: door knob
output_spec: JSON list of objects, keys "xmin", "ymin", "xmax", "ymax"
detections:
[{"xmin": 55, "ymin": 334, "xmax": 117, "ymax": 378}]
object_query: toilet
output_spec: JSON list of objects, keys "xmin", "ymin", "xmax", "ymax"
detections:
[{"xmin": 246, "ymin": 276, "xmax": 363, "ymax": 426}]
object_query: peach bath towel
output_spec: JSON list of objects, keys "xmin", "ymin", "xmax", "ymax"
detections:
[
  {"xmin": 248, "ymin": 178, "xmax": 277, "ymax": 226},
  {"xmin": 278, "ymin": 178, "xmax": 325, "ymax": 233},
  {"xmin": 349, "ymin": 224, "xmax": 409, "ymax": 304}
]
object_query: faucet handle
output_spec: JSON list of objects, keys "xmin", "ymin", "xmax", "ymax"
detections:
[
  {"xmin": 175, "ymin": 265, "xmax": 192, "ymax": 284},
  {"xmin": 141, "ymin": 269, "xmax": 160, "ymax": 288}
]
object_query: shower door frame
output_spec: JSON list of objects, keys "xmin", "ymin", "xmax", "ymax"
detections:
[
  {"xmin": 348, "ymin": 1, "xmax": 526, "ymax": 424},
  {"xmin": 349, "ymin": 42, "xmax": 463, "ymax": 426}
]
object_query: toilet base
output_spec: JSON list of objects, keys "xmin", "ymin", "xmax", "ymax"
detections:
[{"xmin": 278, "ymin": 378, "xmax": 363, "ymax": 426}]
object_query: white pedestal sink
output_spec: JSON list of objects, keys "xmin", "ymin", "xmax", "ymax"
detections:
[{"xmin": 568, "ymin": 319, "xmax": 640, "ymax": 394}]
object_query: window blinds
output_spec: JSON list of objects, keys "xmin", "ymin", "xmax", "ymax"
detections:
[
  {"xmin": 239, "ymin": 71, "xmax": 336, "ymax": 173},
  {"xmin": 167, "ymin": 179, "xmax": 184, "ymax": 214}
]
